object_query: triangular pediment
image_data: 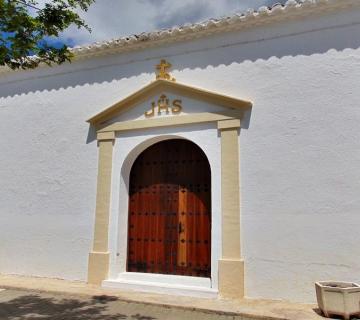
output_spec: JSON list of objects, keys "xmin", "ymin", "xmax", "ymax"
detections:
[{"xmin": 87, "ymin": 79, "xmax": 252, "ymax": 126}]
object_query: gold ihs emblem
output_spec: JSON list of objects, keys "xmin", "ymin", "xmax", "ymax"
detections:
[{"xmin": 145, "ymin": 94, "xmax": 182, "ymax": 117}]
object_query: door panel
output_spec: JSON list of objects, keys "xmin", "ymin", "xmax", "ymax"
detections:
[{"xmin": 127, "ymin": 139, "xmax": 211, "ymax": 277}]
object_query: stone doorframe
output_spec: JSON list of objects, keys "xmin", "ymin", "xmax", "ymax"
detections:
[
  {"xmin": 86, "ymin": 75, "xmax": 252, "ymax": 299},
  {"xmin": 87, "ymin": 113, "xmax": 244, "ymax": 299}
]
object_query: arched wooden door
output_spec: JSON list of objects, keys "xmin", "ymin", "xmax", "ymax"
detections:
[{"xmin": 127, "ymin": 139, "xmax": 211, "ymax": 277}]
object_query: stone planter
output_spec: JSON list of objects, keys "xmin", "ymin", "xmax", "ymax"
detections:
[{"xmin": 315, "ymin": 281, "xmax": 360, "ymax": 319}]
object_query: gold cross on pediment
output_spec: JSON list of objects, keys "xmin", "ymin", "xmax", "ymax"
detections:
[{"xmin": 156, "ymin": 59, "xmax": 175, "ymax": 81}]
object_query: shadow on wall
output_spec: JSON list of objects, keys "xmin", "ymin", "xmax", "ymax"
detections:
[
  {"xmin": 0, "ymin": 293, "xmax": 157, "ymax": 320},
  {"xmin": 0, "ymin": 17, "xmax": 359, "ymax": 98}
]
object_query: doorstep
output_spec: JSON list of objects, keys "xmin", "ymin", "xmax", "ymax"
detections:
[
  {"xmin": 0, "ymin": 274, "xmax": 323, "ymax": 320},
  {"xmin": 103, "ymin": 272, "xmax": 217, "ymax": 299}
]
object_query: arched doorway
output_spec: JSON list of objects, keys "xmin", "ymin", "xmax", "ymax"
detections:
[{"xmin": 127, "ymin": 139, "xmax": 211, "ymax": 278}]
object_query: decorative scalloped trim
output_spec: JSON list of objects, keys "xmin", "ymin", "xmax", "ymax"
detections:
[
  {"xmin": 1, "ymin": 0, "xmax": 359, "ymax": 74},
  {"xmin": 70, "ymin": 0, "xmax": 359, "ymax": 58}
]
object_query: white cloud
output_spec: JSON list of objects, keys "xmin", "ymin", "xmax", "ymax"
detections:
[{"xmin": 55, "ymin": 0, "xmax": 282, "ymax": 46}]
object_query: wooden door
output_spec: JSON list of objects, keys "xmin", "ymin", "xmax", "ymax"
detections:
[{"xmin": 127, "ymin": 139, "xmax": 211, "ymax": 277}]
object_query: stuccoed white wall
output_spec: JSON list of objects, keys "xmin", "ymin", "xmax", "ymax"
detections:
[{"xmin": 0, "ymin": 6, "xmax": 359, "ymax": 302}]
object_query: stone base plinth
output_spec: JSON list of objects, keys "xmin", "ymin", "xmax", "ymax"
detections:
[
  {"xmin": 219, "ymin": 259, "xmax": 245, "ymax": 299},
  {"xmin": 87, "ymin": 251, "xmax": 109, "ymax": 285}
]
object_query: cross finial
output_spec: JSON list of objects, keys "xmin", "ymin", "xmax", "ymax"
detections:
[{"xmin": 156, "ymin": 59, "xmax": 175, "ymax": 81}]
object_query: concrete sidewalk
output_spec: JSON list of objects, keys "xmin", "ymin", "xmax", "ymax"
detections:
[{"xmin": 0, "ymin": 274, "xmax": 324, "ymax": 320}]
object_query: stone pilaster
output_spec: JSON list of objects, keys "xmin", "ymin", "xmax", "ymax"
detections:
[
  {"xmin": 218, "ymin": 119, "xmax": 244, "ymax": 299},
  {"xmin": 88, "ymin": 131, "xmax": 115, "ymax": 285}
]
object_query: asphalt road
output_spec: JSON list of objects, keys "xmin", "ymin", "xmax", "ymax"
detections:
[{"xmin": 0, "ymin": 289, "xmax": 243, "ymax": 320}]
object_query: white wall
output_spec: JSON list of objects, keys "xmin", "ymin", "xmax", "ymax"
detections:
[{"xmin": 0, "ymin": 7, "xmax": 359, "ymax": 302}]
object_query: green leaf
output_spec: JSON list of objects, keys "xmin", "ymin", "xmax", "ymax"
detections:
[{"xmin": 0, "ymin": 0, "xmax": 95, "ymax": 69}]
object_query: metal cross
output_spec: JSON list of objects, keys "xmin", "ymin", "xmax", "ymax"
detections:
[{"xmin": 156, "ymin": 59, "xmax": 175, "ymax": 81}]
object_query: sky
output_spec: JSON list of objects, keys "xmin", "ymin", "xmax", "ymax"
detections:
[{"xmin": 45, "ymin": 0, "xmax": 287, "ymax": 47}]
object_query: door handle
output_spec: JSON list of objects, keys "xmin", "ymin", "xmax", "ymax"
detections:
[{"xmin": 178, "ymin": 222, "xmax": 185, "ymax": 234}]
